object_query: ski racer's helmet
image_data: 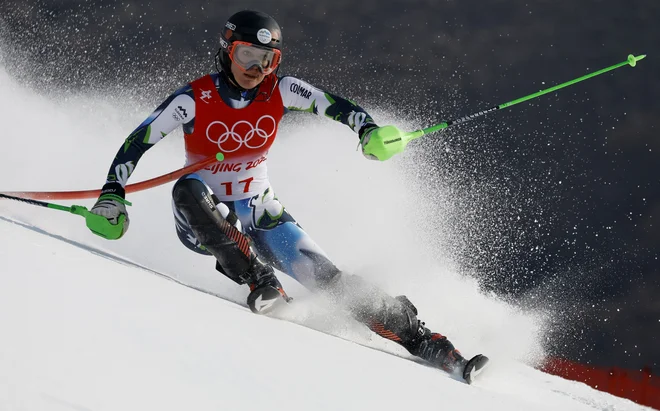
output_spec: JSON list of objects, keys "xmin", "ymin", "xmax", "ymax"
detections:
[{"xmin": 216, "ymin": 10, "xmax": 282, "ymax": 79}]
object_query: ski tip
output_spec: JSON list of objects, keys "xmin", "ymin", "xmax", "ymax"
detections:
[{"xmin": 463, "ymin": 354, "xmax": 489, "ymax": 385}]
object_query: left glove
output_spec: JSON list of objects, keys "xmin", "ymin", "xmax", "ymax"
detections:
[{"xmin": 358, "ymin": 124, "xmax": 408, "ymax": 161}]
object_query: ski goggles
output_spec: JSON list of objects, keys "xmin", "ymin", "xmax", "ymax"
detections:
[{"xmin": 228, "ymin": 41, "xmax": 282, "ymax": 75}]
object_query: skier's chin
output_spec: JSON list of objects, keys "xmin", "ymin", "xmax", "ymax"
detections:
[{"xmin": 237, "ymin": 72, "xmax": 264, "ymax": 90}]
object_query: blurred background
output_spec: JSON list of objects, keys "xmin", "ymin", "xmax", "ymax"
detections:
[{"xmin": 0, "ymin": 0, "xmax": 658, "ymax": 370}]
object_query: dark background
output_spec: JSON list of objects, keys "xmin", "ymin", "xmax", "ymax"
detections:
[{"xmin": 1, "ymin": 0, "xmax": 658, "ymax": 369}]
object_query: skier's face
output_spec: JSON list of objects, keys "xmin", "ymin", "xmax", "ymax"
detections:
[{"xmin": 231, "ymin": 63, "xmax": 265, "ymax": 90}]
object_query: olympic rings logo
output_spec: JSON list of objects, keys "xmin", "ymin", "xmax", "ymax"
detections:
[{"xmin": 206, "ymin": 115, "xmax": 277, "ymax": 153}]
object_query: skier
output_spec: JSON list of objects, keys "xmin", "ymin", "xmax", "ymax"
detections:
[{"xmin": 86, "ymin": 10, "xmax": 487, "ymax": 382}]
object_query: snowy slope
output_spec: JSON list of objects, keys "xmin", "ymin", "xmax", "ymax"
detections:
[
  {"xmin": 0, "ymin": 63, "xmax": 652, "ymax": 410},
  {"xmin": 0, "ymin": 217, "xmax": 651, "ymax": 411}
]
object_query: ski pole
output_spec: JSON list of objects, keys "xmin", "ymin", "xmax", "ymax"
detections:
[
  {"xmin": 0, "ymin": 192, "xmax": 131, "ymax": 217},
  {"xmin": 0, "ymin": 192, "xmax": 133, "ymax": 239},
  {"xmin": 363, "ymin": 54, "xmax": 646, "ymax": 161}
]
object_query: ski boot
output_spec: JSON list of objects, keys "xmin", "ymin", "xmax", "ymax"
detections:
[
  {"xmin": 407, "ymin": 326, "xmax": 489, "ymax": 384},
  {"xmin": 243, "ymin": 256, "xmax": 291, "ymax": 314},
  {"xmin": 363, "ymin": 294, "xmax": 488, "ymax": 384}
]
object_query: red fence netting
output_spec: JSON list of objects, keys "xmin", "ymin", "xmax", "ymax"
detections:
[{"xmin": 541, "ymin": 358, "xmax": 659, "ymax": 409}]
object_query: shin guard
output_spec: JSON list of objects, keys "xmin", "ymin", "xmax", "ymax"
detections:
[{"xmin": 172, "ymin": 175, "xmax": 253, "ymax": 284}]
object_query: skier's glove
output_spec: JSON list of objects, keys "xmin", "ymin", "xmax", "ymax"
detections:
[
  {"xmin": 87, "ymin": 184, "xmax": 130, "ymax": 240},
  {"xmin": 358, "ymin": 124, "xmax": 407, "ymax": 161}
]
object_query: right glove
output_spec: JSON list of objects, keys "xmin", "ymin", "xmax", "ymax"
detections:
[{"xmin": 87, "ymin": 193, "xmax": 130, "ymax": 240}]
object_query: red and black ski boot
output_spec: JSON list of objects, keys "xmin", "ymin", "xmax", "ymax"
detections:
[
  {"xmin": 408, "ymin": 329, "xmax": 489, "ymax": 383},
  {"xmin": 245, "ymin": 256, "xmax": 291, "ymax": 314},
  {"xmin": 363, "ymin": 294, "xmax": 489, "ymax": 384}
]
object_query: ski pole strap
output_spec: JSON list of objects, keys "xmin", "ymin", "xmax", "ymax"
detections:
[{"xmin": 98, "ymin": 193, "xmax": 133, "ymax": 206}]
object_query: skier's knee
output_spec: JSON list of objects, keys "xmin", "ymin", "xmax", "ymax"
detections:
[
  {"xmin": 172, "ymin": 175, "xmax": 242, "ymax": 230},
  {"xmin": 339, "ymin": 281, "xmax": 421, "ymax": 343},
  {"xmin": 394, "ymin": 295, "xmax": 418, "ymax": 316},
  {"xmin": 173, "ymin": 174, "xmax": 217, "ymax": 213},
  {"xmin": 379, "ymin": 295, "xmax": 422, "ymax": 341}
]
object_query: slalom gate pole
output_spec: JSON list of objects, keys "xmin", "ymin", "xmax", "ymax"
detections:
[{"xmin": 0, "ymin": 152, "xmax": 226, "ymax": 201}]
